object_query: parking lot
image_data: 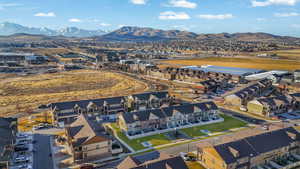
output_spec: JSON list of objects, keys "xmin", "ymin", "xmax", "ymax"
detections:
[
  {"xmin": 10, "ymin": 133, "xmax": 34, "ymax": 169},
  {"xmin": 10, "ymin": 132, "xmax": 54, "ymax": 169}
]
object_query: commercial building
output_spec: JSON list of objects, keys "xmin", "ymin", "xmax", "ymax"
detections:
[
  {"xmin": 198, "ymin": 127, "xmax": 300, "ymax": 169},
  {"xmin": 0, "ymin": 52, "xmax": 46, "ymax": 66}
]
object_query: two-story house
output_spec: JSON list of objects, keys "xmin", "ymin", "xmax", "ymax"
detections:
[
  {"xmin": 118, "ymin": 102, "xmax": 219, "ymax": 136},
  {"xmin": 198, "ymin": 127, "xmax": 300, "ymax": 169},
  {"xmin": 66, "ymin": 114, "xmax": 112, "ymax": 163}
]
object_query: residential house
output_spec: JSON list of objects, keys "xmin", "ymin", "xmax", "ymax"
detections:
[
  {"xmin": 198, "ymin": 127, "xmax": 300, "ymax": 169},
  {"xmin": 194, "ymin": 79, "xmax": 222, "ymax": 94},
  {"xmin": 49, "ymin": 96, "xmax": 126, "ymax": 127},
  {"xmin": 117, "ymin": 151, "xmax": 188, "ymax": 169},
  {"xmin": 118, "ymin": 102, "xmax": 219, "ymax": 136},
  {"xmin": 291, "ymin": 93, "xmax": 300, "ymax": 109},
  {"xmin": 66, "ymin": 114, "xmax": 112, "ymax": 163},
  {"xmin": 225, "ymin": 79, "xmax": 272, "ymax": 107},
  {"xmin": 247, "ymin": 95, "xmax": 294, "ymax": 117},
  {"xmin": 0, "ymin": 118, "xmax": 17, "ymax": 169},
  {"xmin": 127, "ymin": 91, "xmax": 173, "ymax": 111}
]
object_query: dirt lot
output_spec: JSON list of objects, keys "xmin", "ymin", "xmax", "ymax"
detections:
[
  {"xmin": 0, "ymin": 70, "xmax": 148, "ymax": 117},
  {"xmin": 161, "ymin": 57, "xmax": 300, "ymax": 71}
]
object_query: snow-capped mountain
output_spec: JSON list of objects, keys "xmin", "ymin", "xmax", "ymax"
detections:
[{"xmin": 0, "ymin": 22, "xmax": 107, "ymax": 37}]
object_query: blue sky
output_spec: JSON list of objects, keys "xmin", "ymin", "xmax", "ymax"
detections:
[{"xmin": 1, "ymin": 0, "xmax": 300, "ymax": 36}]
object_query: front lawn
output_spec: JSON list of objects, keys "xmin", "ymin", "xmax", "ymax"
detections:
[
  {"xmin": 181, "ymin": 114, "xmax": 247, "ymax": 137},
  {"xmin": 109, "ymin": 123, "xmax": 171, "ymax": 151}
]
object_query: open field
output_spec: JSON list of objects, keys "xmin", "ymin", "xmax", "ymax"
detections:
[
  {"xmin": 15, "ymin": 47, "xmax": 70, "ymax": 56},
  {"xmin": 0, "ymin": 70, "xmax": 148, "ymax": 117},
  {"xmin": 248, "ymin": 49, "xmax": 300, "ymax": 60},
  {"xmin": 180, "ymin": 114, "xmax": 248, "ymax": 137},
  {"xmin": 161, "ymin": 57, "xmax": 300, "ymax": 71},
  {"xmin": 109, "ymin": 123, "xmax": 171, "ymax": 151}
]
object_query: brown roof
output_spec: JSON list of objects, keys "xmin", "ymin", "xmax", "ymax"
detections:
[
  {"xmin": 67, "ymin": 114, "xmax": 109, "ymax": 147},
  {"xmin": 117, "ymin": 152, "xmax": 171, "ymax": 169},
  {"xmin": 117, "ymin": 156, "xmax": 140, "ymax": 169}
]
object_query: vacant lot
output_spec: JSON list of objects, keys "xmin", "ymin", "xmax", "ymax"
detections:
[
  {"xmin": 162, "ymin": 57, "xmax": 300, "ymax": 71},
  {"xmin": 0, "ymin": 70, "xmax": 148, "ymax": 116}
]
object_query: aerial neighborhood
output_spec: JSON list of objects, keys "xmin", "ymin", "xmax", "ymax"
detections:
[{"xmin": 1, "ymin": 1, "xmax": 300, "ymax": 169}]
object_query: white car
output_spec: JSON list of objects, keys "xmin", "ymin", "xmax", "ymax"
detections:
[
  {"xmin": 14, "ymin": 156, "xmax": 29, "ymax": 164},
  {"xmin": 16, "ymin": 133, "xmax": 30, "ymax": 138},
  {"xmin": 17, "ymin": 164, "xmax": 32, "ymax": 169}
]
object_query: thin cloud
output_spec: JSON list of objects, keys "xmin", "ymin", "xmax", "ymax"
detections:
[
  {"xmin": 0, "ymin": 3, "xmax": 22, "ymax": 10},
  {"xmin": 130, "ymin": 0, "xmax": 147, "ymax": 5},
  {"xmin": 251, "ymin": 0, "xmax": 299, "ymax": 7},
  {"xmin": 159, "ymin": 11, "xmax": 190, "ymax": 20},
  {"xmin": 34, "ymin": 12, "xmax": 56, "ymax": 17},
  {"xmin": 256, "ymin": 18, "xmax": 266, "ymax": 21},
  {"xmin": 69, "ymin": 18, "xmax": 82, "ymax": 23},
  {"xmin": 291, "ymin": 24, "xmax": 300, "ymax": 28},
  {"xmin": 197, "ymin": 14, "xmax": 234, "ymax": 20},
  {"xmin": 166, "ymin": 0, "xmax": 197, "ymax": 9},
  {"xmin": 99, "ymin": 23, "xmax": 111, "ymax": 27},
  {"xmin": 274, "ymin": 12, "xmax": 299, "ymax": 17}
]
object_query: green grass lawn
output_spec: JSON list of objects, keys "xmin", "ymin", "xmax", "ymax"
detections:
[
  {"xmin": 180, "ymin": 114, "xmax": 248, "ymax": 137},
  {"xmin": 109, "ymin": 123, "xmax": 171, "ymax": 151}
]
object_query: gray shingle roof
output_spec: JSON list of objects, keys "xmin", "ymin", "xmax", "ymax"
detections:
[
  {"xmin": 50, "ymin": 96, "xmax": 125, "ymax": 110},
  {"xmin": 214, "ymin": 127, "xmax": 300, "ymax": 165},
  {"xmin": 121, "ymin": 102, "xmax": 218, "ymax": 124}
]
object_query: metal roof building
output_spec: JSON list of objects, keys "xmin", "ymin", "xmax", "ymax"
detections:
[{"xmin": 182, "ymin": 65, "xmax": 263, "ymax": 76}]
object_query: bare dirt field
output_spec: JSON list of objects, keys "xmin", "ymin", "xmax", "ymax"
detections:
[
  {"xmin": 0, "ymin": 70, "xmax": 148, "ymax": 117},
  {"xmin": 161, "ymin": 57, "xmax": 300, "ymax": 71}
]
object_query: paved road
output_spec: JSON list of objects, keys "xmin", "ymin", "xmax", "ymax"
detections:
[{"xmin": 33, "ymin": 134, "xmax": 54, "ymax": 169}]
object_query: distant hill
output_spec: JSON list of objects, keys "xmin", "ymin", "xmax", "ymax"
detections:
[
  {"xmin": 0, "ymin": 22, "xmax": 107, "ymax": 37},
  {"xmin": 100, "ymin": 26, "xmax": 198, "ymax": 41},
  {"xmin": 99, "ymin": 26, "xmax": 300, "ymax": 43},
  {"xmin": 196, "ymin": 32, "xmax": 300, "ymax": 42},
  {"xmin": 0, "ymin": 23, "xmax": 299, "ymax": 43}
]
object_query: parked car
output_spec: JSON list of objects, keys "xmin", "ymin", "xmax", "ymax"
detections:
[
  {"xmin": 14, "ymin": 156, "xmax": 29, "ymax": 163},
  {"xmin": 16, "ymin": 164, "xmax": 32, "ymax": 169}
]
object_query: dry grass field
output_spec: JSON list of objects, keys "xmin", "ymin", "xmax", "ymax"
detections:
[
  {"xmin": 0, "ymin": 70, "xmax": 148, "ymax": 117},
  {"xmin": 161, "ymin": 57, "xmax": 300, "ymax": 71},
  {"xmin": 250, "ymin": 49, "xmax": 300, "ymax": 60}
]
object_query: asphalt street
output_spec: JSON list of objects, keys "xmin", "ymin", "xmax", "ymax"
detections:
[{"xmin": 33, "ymin": 134, "xmax": 54, "ymax": 169}]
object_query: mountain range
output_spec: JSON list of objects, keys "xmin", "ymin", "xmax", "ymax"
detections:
[
  {"xmin": 0, "ymin": 22, "xmax": 107, "ymax": 37},
  {"xmin": 1, "ymin": 22, "xmax": 299, "ymax": 42}
]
